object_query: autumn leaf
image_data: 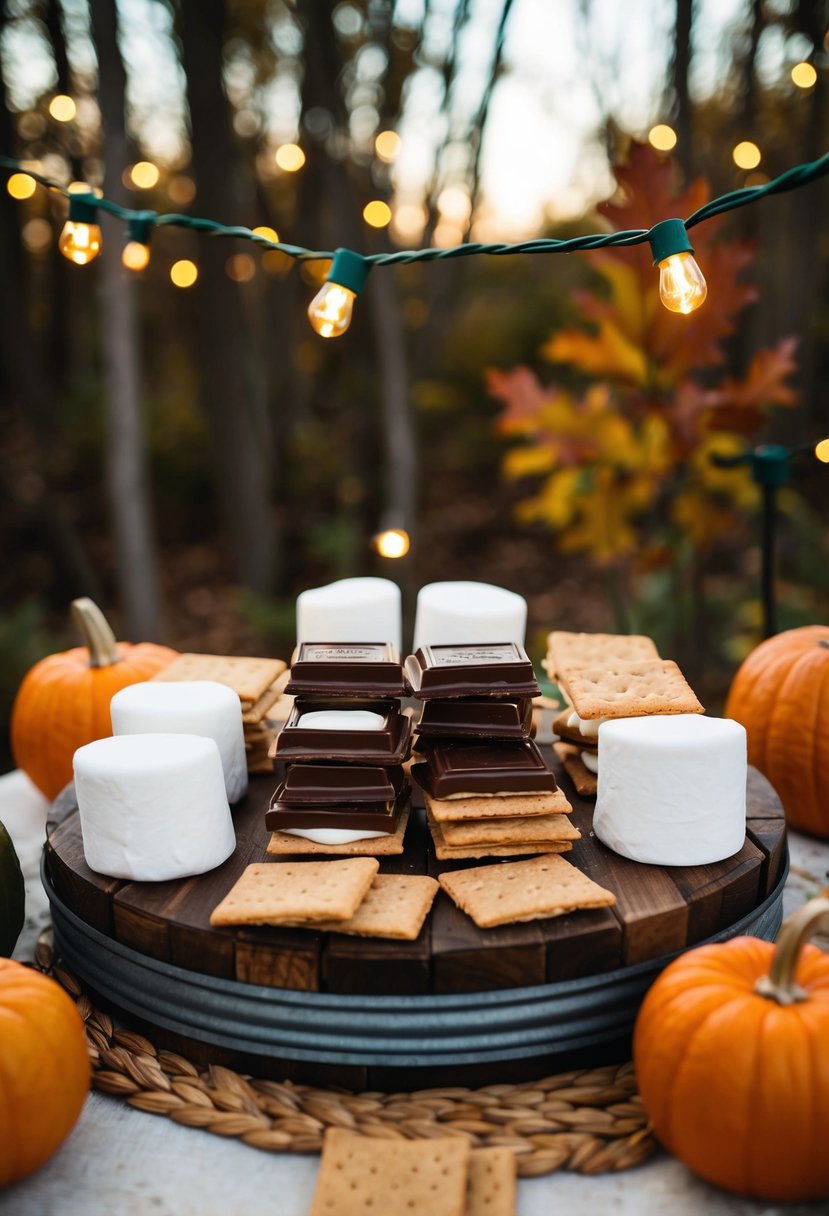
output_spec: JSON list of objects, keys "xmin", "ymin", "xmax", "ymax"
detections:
[
  {"xmin": 702, "ymin": 337, "xmax": 799, "ymax": 432},
  {"xmin": 486, "ymin": 366, "xmax": 553, "ymax": 435},
  {"xmin": 543, "ymin": 319, "xmax": 649, "ymax": 385}
]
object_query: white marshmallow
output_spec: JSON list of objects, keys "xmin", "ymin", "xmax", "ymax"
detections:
[
  {"xmin": 73, "ymin": 734, "xmax": 236, "ymax": 881},
  {"xmin": 110, "ymin": 681, "xmax": 247, "ymax": 804},
  {"xmin": 413, "ymin": 581, "xmax": 527, "ymax": 649},
  {"xmin": 296, "ymin": 577, "xmax": 401, "ymax": 651},
  {"xmin": 580, "ymin": 750, "xmax": 599, "ymax": 774},
  {"xmin": 282, "ymin": 827, "xmax": 388, "ymax": 844},
  {"xmin": 593, "ymin": 715, "xmax": 746, "ymax": 866},
  {"xmin": 298, "ymin": 710, "xmax": 384, "ymax": 731}
]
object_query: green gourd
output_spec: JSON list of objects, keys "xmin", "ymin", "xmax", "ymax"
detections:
[{"xmin": 0, "ymin": 820, "xmax": 25, "ymax": 957}]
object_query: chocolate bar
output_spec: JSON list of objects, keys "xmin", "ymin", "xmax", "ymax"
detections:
[
  {"xmin": 276, "ymin": 762, "xmax": 406, "ymax": 805},
  {"xmin": 265, "ymin": 786, "xmax": 409, "ymax": 833},
  {"xmin": 412, "ymin": 738, "xmax": 557, "ymax": 797},
  {"xmin": 273, "ymin": 699, "xmax": 412, "ymax": 765},
  {"xmin": 285, "ymin": 643, "xmax": 406, "ymax": 698},
  {"xmin": 405, "ymin": 643, "xmax": 540, "ymax": 700},
  {"xmin": 416, "ymin": 696, "xmax": 533, "ymax": 740}
]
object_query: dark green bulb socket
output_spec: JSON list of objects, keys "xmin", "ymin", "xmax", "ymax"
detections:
[
  {"xmin": 67, "ymin": 193, "xmax": 99, "ymax": 223},
  {"xmin": 649, "ymin": 218, "xmax": 694, "ymax": 266},
  {"xmin": 127, "ymin": 211, "xmax": 157, "ymax": 245},
  {"xmin": 328, "ymin": 248, "xmax": 369, "ymax": 295}
]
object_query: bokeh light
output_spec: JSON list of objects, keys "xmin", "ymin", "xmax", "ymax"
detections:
[
  {"xmin": 815, "ymin": 438, "xmax": 829, "ymax": 463},
  {"xmin": 374, "ymin": 529, "xmax": 410, "ymax": 558},
  {"xmin": 122, "ymin": 241, "xmax": 150, "ymax": 271},
  {"xmin": 130, "ymin": 161, "xmax": 160, "ymax": 189},
  {"xmin": 168, "ymin": 175, "xmax": 196, "ymax": 205},
  {"xmin": 648, "ymin": 124, "xmax": 677, "ymax": 151},
  {"xmin": 7, "ymin": 173, "xmax": 36, "ymax": 200},
  {"xmin": 226, "ymin": 253, "xmax": 256, "ymax": 282},
  {"xmin": 391, "ymin": 202, "xmax": 427, "ymax": 242},
  {"xmin": 275, "ymin": 144, "xmax": 305, "ymax": 172},
  {"xmin": 49, "ymin": 94, "xmax": 76, "ymax": 122},
  {"xmin": 21, "ymin": 218, "xmax": 52, "ymax": 253},
  {"xmin": 363, "ymin": 200, "xmax": 392, "ymax": 228},
  {"xmin": 252, "ymin": 225, "xmax": 279, "ymax": 244},
  {"xmin": 733, "ymin": 141, "xmax": 761, "ymax": 170},
  {"xmin": 170, "ymin": 259, "xmax": 198, "ymax": 288},
  {"xmin": 791, "ymin": 62, "xmax": 817, "ymax": 89},
  {"xmin": 374, "ymin": 130, "xmax": 401, "ymax": 163}
]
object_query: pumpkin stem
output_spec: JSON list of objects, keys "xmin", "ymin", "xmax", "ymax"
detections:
[
  {"xmin": 755, "ymin": 893, "xmax": 829, "ymax": 1006},
  {"xmin": 70, "ymin": 598, "xmax": 122, "ymax": 668}
]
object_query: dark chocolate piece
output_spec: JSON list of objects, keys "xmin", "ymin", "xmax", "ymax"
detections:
[
  {"xmin": 405, "ymin": 643, "xmax": 540, "ymax": 700},
  {"xmin": 273, "ymin": 699, "xmax": 412, "ymax": 765},
  {"xmin": 285, "ymin": 642, "xmax": 407, "ymax": 698},
  {"xmin": 265, "ymin": 786, "xmax": 409, "ymax": 833},
  {"xmin": 416, "ymin": 697, "xmax": 533, "ymax": 740},
  {"xmin": 276, "ymin": 763, "xmax": 406, "ymax": 805},
  {"xmin": 412, "ymin": 738, "xmax": 557, "ymax": 797}
]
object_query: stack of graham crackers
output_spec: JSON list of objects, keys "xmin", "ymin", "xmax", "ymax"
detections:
[
  {"xmin": 264, "ymin": 643, "xmax": 413, "ymax": 857},
  {"xmin": 151, "ymin": 654, "xmax": 290, "ymax": 774},
  {"xmin": 545, "ymin": 631, "xmax": 704, "ymax": 796},
  {"xmin": 405, "ymin": 642, "xmax": 579, "ymax": 859},
  {"xmin": 210, "ymin": 858, "xmax": 439, "ymax": 942},
  {"xmin": 309, "ymin": 1128, "xmax": 517, "ymax": 1216}
]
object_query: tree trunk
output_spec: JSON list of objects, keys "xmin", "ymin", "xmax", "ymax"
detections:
[
  {"xmin": 671, "ymin": 0, "xmax": 694, "ymax": 178},
  {"xmin": 178, "ymin": 0, "xmax": 276, "ymax": 595},
  {"xmin": 88, "ymin": 0, "xmax": 163, "ymax": 639}
]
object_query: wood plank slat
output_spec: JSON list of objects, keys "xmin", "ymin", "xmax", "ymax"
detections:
[
  {"xmin": 46, "ymin": 808, "xmax": 123, "ymax": 936},
  {"xmin": 670, "ymin": 838, "xmax": 763, "ymax": 944}
]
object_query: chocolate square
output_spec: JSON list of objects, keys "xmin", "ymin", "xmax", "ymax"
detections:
[
  {"xmin": 412, "ymin": 738, "xmax": 557, "ymax": 797},
  {"xmin": 415, "ymin": 696, "xmax": 533, "ymax": 740},
  {"xmin": 273, "ymin": 699, "xmax": 412, "ymax": 765},
  {"xmin": 285, "ymin": 643, "xmax": 407, "ymax": 698},
  {"xmin": 404, "ymin": 643, "xmax": 540, "ymax": 699}
]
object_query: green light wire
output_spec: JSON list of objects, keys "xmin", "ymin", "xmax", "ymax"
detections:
[{"xmin": 1, "ymin": 149, "xmax": 827, "ymax": 268}]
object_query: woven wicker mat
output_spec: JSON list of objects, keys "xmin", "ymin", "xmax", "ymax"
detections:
[{"xmin": 36, "ymin": 936, "xmax": 655, "ymax": 1179}]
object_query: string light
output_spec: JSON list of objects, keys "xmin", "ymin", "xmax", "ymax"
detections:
[
  {"xmin": 374, "ymin": 528, "xmax": 410, "ymax": 558},
  {"xmin": 648, "ymin": 219, "xmax": 707, "ymax": 314},
  {"xmin": 58, "ymin": 192, "xmax": 102, "ymax": 265},
  {"xmin": 307, "ymin": 248, "xmax": 368, "ymax": 338},
  {"xmin": 4, "ymin": 150, "xmax": 828, "ymax": 335},
  {"xmin": 121, "ymin": 211, "xmax": 156, "ymax": 271}
]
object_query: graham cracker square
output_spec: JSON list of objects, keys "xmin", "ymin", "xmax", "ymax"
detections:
[
  {"xmin": 438, "ymin": 811, "xmax": 580, "ymax": 847},
  {"xmin": 209, "ymin": 859, "xmax": 378, "ymax": 927},
  {"xmin": 153, "ymin": 653, "xmax": 287, "ymax": 707},
  {"xmin": 438, "ymin": 853, "xmax": 615, "ymax": 929},
  {"xmin": 310, "ymin": 1128, "xmax": 470, "ymax": 1216},
  {"xmin": 546, "ymin": 631, "xmax": 659, "ymax": 678},
  {"xmin": 309, "ymin": 874, "xmax": 438, "ymax": 940},
  {"xmin": 467, "ymin": 1148, "xmax": 517, "ymax": 1216},
  {"xmin": 428, "ymin": 813, "xmax": 573, "ymax": 860},
  {"xmin": 425, "ymin": 788, "xmax": 572, "ymax": 823},
  {"xmin": 561, "ymin": 659, "xmax": 703, "ymax": 720},
  {"xmin": 266, "ymin": 803, "xmax": 411, "ymax": 857},
  {"xmin": 553, "ymin": 741, "xmax": 598, "ymax": 797}
]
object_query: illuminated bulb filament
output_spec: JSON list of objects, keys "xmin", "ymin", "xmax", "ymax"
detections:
[
  {"xmin": 658, "ymin": 251, "xmax": 707, "ymax": 314},
  {"xmin": 374, "ymin": 529, "xmax": 410, "ymax": 559},
  {"xmin": 122, "ymin": 240, "xmax": 150, "ymax": 271},
  {"xmin": 58, "ymin": 220, "xmax": 102, "ymax": 266},
  {"xmin": 308, "ymin": 282, "xmax": 356, "ymax": 338}
]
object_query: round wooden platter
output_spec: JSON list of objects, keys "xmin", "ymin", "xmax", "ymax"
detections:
[{"xmin": 43, "ymin": 756, "xmax": 787, "ymax": 1087}]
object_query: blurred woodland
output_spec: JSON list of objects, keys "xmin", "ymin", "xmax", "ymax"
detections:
[{"xmin": 0, "ymin": 0, "xmax": 828, "ymax": 764}]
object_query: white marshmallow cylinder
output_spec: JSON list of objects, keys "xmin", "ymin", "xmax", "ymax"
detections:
[
  {"xmin": 73, "ymin": 734, "xmax": 236, "ymax": 881},
  {"xmin": 296, "ymin": 577, "xmax": 402, "ymax": 652},
  {"xmin": 110, "ymin": 680, "xmax": 247, "ymax": 804},
  {"xmin": 593, "ymin": 715, "xmax": 747, "ymax": 866},
  {"xmin": 412, "ymin": 581, "xmax": 527, "ymax": 650}
]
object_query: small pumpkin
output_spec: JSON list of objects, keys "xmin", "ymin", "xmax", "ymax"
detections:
[
  {"xmin": 0, "ymin": 959, "xmax": 91, "ymax": 1187},
  {"xmin": 0, "ymin": 822, "xmax": 25, "ymax": 957},
  {"xmin": 633, "ymin": 895, "xmax": 829, "ymax": 1202},
  {"xmin": 725, "ymin": 624, "xmax": 829, "ymax": 837},
  {"xmin": 10, "ymin": 599, "xmax": 178, "ymax": 802}
]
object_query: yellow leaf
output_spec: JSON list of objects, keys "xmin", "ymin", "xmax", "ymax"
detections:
[
  {"xmin": 503, "ymin": 444, "xmax": 558, "ymax": 480},
  {"xmin": 542, "ymin": 320, "xmax": 649, "ymax": 386}
]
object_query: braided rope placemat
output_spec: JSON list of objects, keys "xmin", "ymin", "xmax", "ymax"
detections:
[{"xmin": 36, "ymin": 936, "xmax": 656, "ymax": 1179}]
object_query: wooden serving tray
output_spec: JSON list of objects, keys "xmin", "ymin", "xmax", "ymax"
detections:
[{"xmin": 45, "ymin": 757, "xmax": 786, "ymax": 998}]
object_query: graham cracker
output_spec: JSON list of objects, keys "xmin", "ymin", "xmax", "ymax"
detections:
[
  {"xmin": 467, "ymin": 1148, "xmax": 517, "ymax": 1216},
  {"xmin": 428, "ymin": 813, "xmax": 573, "ymax": 860},
  {"xmin": 438, "ymin": 853, "xmax": 616, "ymax": 929},
  {"xmin": 561, "ymin": 659, "xmax": 703, "ymax": 720},
  {"xmin": 241, "ymin": 682, "xmax": 284, "ymax": 725},
  {"xmin": 266, "ymin": 803, "xmax": 411, "ymax": 857},
  {"xmin": 553, "ymin": 741, "xmax": 598, "ymax": 797},
  {"xmin": 552, "ymin": 707, "xmax": 598, "ymax": 747},
  {"xmin": 438, "ymin": 811, "xmax": 581, "ymax": 847},
  {"xmin": 153, "ymin": 653, "xmax": 287, "ymax": 707},
  {"xmin": 546, "ymin": 631, "xmax": 659, "ymax": 677},
  {"xmin": 305, "ymin": 874, "xmax": 438, "ymax": 940},
  {"xmin": 425, "ymin": 788, "xmax": 572, "ymax": 823},
  {"xmin": 209, "ymin": 858, "xmax": 378, "ymax": 927},
  {"xmin": 310, "ymin": 1128, "xmax": 470, "ymax": 1216}
]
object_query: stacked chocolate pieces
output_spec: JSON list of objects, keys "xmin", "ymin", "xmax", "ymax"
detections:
[
  {"xmin": 406, "ymin": 643, "xmax": 578, "ymax": 858},
  {"xmin": 266, "ymin": 643, "xmax": 412, "ymax": 855}
]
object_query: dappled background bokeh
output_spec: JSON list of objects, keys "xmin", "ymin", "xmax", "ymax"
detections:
[{"xmin": 1, "ymin": 0, "xmax": 827, "ymax": 768}]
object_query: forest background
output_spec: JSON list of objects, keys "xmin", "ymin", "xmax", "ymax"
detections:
[{"xmin": 0, "ymin": 0, "xmax": 827, "ymax": 768}]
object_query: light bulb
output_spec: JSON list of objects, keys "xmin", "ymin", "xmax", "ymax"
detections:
[
  {"xmin": 59, "ymin": 219, "xmax": 102, "ymax": 265},
  {"xmin": 657, "ymin": 251, "xmax": 707, "ymax": 314},
  {"xmin": 374, "ymin": 528, "xmax": 410, "ymax": 558},
  {"xmin": 122, "ymin": 240, "xmax": 150, "ymax": 271},
  {"xmin": 307, "ymin": 282, "xmax": 355, "ymax": 338}
]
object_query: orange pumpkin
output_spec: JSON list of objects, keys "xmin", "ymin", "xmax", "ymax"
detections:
[
  {"xmin": 0, "ymin": 959, "xmax": 91, "ymax": 1187},
  {"xmin": 634, "ymin": 895, "xmax": 829, "ymax": 1202},
  {"xmin": 725, "ymin": 625, "xmax": 829, "ymax": 837},
  {"xmin": 11, "ymin": 599, "xmax": 178, "ymax": 801}
]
